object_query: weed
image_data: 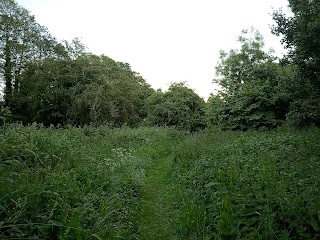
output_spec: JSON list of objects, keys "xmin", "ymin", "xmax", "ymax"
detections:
[{"xmin": 1, "ymin": 125, "xmax": 319, "ymax": 239}]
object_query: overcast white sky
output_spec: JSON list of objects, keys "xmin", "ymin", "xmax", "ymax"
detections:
[{"xmin": 16, "ymin": 0, "xmax": 289, "ymax": 99}]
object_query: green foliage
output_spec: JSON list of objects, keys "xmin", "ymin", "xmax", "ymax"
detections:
[
  {"xmin": 0, "ymin": 0, "xmax": 67, "ymax": 106},
  {"xmin": 172, "ymin": 128, "xmax": 320, "ymax": 239},
  {"xmin": 0, "ymin": 124, "xmax": 182, "ymax": 239},
  {"xmin": 0, "ymin": 105, "xmax": 11, "ymax": 125},
  {"xmin": 208, "ymin": 29, "xmax": 292, "ymax": 130},
  {"xmin": 215, "ymin": 29, "xmax": 272, "ymax": 95},
  {"xmin": 62, "ymin": 37, "xmax": 88, "ymax": 60},
  {"xmin": 1, "ymin": 125, "xmax": 319, "ymax": 239},
  {"xmin": 286, "ymin": 97, "xmax": 320, "ymax": 127},
  {"xmin": 272, "ymin": 0, "xmax": 320, "ymax": 126},
  {"xmin": 147, "ymin": 82, "xmax": 206, "ymax": 131},
  {"xmin": 1, "ymin": 1, "xmax": 154, "ymax": 128},
  {"xmin": 272, "ymin": 0, "xmax": 320, "ymax": 83},
  {"xmin": 11, "ymin": 55, "xmax": 153, "ymax": 126}
]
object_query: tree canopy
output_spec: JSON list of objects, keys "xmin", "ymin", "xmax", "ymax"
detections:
[
  {"xmin": 208, "ymin": 29, "xmax": 291, "ymax": 130},
  {"xmin": 146, "ymin": 82, "xmax": 206, "ymax": 131},
  {"xmin": 0, "ymin": 0, "xmax": 67, "ymax": 106},
  {"xmin": 1, "ymin": 0, "xmax": 320, "ymax": 130},
  {"xmin": 11, "ymin": 55, "xmax": 153, "ymax": 126},
  {"xmin": 272, "ymin": 0, "xmax": 320, "ymax": 126},
  {"xmin": 207, "ymin": 0, "xmax": 320, "ymax": 130},
  {"xmin": 0, "ymin": 0, "xmax": 155, "ymax": 127}
]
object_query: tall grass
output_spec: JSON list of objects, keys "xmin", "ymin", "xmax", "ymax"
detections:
[
  {"xmin": 171, "ymin": 128, "xmax": 320, "ymax": 239},
  {"xmin": 0, "ymin": 124, "xmax": 183, "ymax": 239},
  {"xmin": 1, "ymin": 124, "xmax": 319, "ymax": 239}
]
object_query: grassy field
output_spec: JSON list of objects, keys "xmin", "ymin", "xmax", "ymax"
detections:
[{"xmin": 0, "ymin": 124, "xmax": 319, "ymax": 239}]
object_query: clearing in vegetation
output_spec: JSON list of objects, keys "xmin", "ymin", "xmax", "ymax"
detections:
[{"xmin": 0, "ymin": 125, "xmax": 319, "ymax": 239}]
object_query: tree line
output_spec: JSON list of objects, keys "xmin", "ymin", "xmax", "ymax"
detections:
[{"xmin": 1, "ymin": 0, "xmax": 319, "ymax": 130}]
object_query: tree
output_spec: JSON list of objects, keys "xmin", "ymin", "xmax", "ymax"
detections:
[
  {"xmin": 11, "ymin": 58, "xmax": 81, "ymax": 125},
  {"xmin": 0, "ymin": 0, "xmax": 67, "ymax": 106},
  {"xmin": 208, "ymin": 29, "xmax": 292, "ymax": 130},
  {"xmin": 272, "ymin": 0, "xmax": 320, "ymax": 126},
  {"xmin": 70, "ymin": 55, "xmax": 153, "ymax": 126},
  {"xmin": 12, "ymin": 54, "xmax": 153, "ymax": 126},
  {"xmin": 1, "ymin": 1, "xmax": 155, "ymax": 127},
  {"xmin": 272, "ymin": 0, "xmax": 320, "ymax": 83},
  {"xmin": 214, "ymin": 29, "xmax": 274, "ymax": 95},
  {"xmin": 62, "ymin": 37, "xmax": 88, "ymax": 60},
  {"xmin": 146, "ymin": 82, "xmax": 206, "ymax": 131}
]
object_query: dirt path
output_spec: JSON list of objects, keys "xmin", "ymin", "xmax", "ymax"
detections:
[{"xmin": 137, "ymin": 154, "xmax": 178, "ymax": 240}]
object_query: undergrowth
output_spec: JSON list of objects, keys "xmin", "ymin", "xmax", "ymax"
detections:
[
  {"xmin": 1, "ymin": 124, "xmax": 319, "ymax": 239},
  {"xmin": 0, "ymin": 124, "xmax": 183, "ymax": 239},
  {"xmin": 172, "ymin": 128, "xmax": 320, "ymax": 239}
]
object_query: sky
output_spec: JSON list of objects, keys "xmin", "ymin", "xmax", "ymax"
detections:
[{"xmin": 16, "ymin": 0, "xmax": 290, "ymax": 99}]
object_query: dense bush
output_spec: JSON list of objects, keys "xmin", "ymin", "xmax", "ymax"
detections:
[{"xmin": 147, "ymin": 82, "xmax": 206, "ymax": 131}]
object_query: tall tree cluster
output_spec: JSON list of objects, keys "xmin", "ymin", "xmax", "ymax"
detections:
[
  {"xmin": 1, "ymin": 0, "xmax": 319, "ymax": 130},
  {"xmin": 0, "ymin": 0, "xmax": 204, "ymax": 130},
  {"xmin": 272, "ymin": 0, "xmax": 320, "ymax": 126},
  {"xmin": 0, "ymin": 0, "xmax": 155, "ymax": 127},
  {"xmin": 207, "ymin": 29, "xmax": 293, "ymax": 130},
  {"xmin": 0, "ymin": 0, "xmax": 66, "ymax": 106},
  {"xmin": 11, "ymin": 55, "xmax": 154, "ymax": 126},
  {"xmin": 208, "ymin": 0, "xmax": 320, "ymax": 129}
]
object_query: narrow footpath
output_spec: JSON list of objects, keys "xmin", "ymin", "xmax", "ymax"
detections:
[{"xmin": 137, "ymin": 154, "xmax": 178, "ymax": 240}]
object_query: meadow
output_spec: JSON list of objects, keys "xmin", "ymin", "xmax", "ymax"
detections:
[{"xmin": 0, "ymin": 124, "xmax": 319, "ymax": 239}]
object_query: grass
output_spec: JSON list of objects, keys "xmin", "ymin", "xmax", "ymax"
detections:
[
  {"xmin": 172, "ymin": 128, "xmax": 320, "ymax": 239},
  {"xmin": 0, "ymin": 124, "xmax": 175, "ymax": 239},
  {"xmin": 138, "ymin": 153, "xmax": 175, "ymax": 239},
  {"xmin": 0, "ymin": 124, "xmax": 319, "ymax": 239}
]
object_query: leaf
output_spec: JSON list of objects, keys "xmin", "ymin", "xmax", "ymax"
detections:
[
  {"xmin": 68, "ymin": 211, "xmax": 81, "ymax": 228},
  {"xmin": 310, "ymin": 216, "xmax": 319, "ymax": 232},
  {"xmin": 204, "ymin": 182, "xmax": 217, "ymax": 188}
]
